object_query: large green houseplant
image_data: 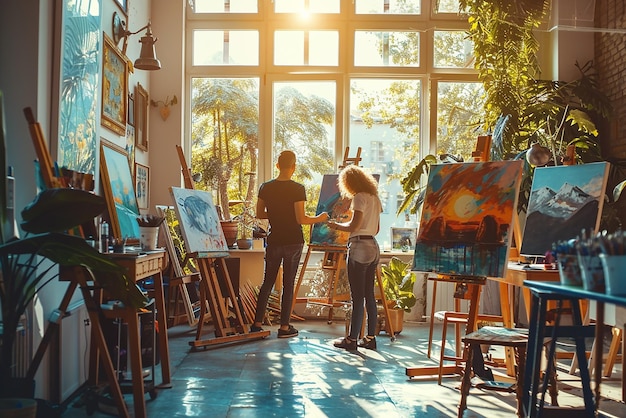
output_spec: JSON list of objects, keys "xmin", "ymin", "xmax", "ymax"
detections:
[{"xmin": 0, "ymin": 96, "xmax": 148, "ymax": 399}]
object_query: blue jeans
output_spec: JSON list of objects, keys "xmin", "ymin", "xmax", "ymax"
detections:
[
  {"xmin": 254, "ymin": 243, "xmax": 303, "ymax": 326},
  {"xmin": 346, "ymin": 242, "xmax": 379, "ymax": 340}
]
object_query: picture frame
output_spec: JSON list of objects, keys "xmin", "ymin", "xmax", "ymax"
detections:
[
  {"xmin": 127, "ymin": 92, "xmax": 135, "ymax": 126},
  {"xmin": 391, "ymin": 227, "xmax": 417, "ymax": 251},
  {"xmin": 135, "ymin": 83, "xmax": 149, "ymax": 151},
  {"xmin": 135, "ymin": 162, "xmax": 150, "ymax": 210},
  {"xmin": 100, "ymin": 140, "xmax": 141, "ymax": 240},
  {"xmin": 114, "ymin": 0, "xmax": 128, "ymax": 17},
  {"xmin": 101, "ymin": 33, "xmax": 128, "ymax": 136},
  {"xmin": 54, "ymin": 0, "xmax": 101, "ymax": 175}
]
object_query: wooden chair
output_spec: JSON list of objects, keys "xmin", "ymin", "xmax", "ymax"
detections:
[{"xmin": 458, "ymin": 326, "xmax": 558, "ymax": 418}]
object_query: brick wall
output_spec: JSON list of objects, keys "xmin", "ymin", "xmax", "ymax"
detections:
[
  {"xmin": 595, "ymin": 0, "xmax": 626, "ymax": 160},
  {"xmin": 595, "ymin": 0, "xmax": 626, "ymax": 230}
]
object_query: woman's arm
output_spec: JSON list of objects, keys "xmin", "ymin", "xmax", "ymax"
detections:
[{"xmin": 328, "ymin": 210, "xmax": 363, "ymax": 233}]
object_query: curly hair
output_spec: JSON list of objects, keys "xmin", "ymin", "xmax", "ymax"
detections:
[{"xmin": 337, "ymin": 165, "xmax": 379, "ymax": 198}]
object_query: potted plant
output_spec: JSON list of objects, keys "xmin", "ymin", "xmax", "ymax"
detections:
[
  {"xmin": 0, "ymin": 97, "xmax": 148, "ymax": 404},
  {"xmin": 233, "ymin": 201, "xmax": 255, "ymax": 250},
  {"xmin": 380, "ymin": 256, "xmax": 417, "ymax": 334}
]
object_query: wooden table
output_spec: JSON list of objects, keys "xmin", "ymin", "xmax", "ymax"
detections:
[
  {"xmin": 487, "ymin": 262, "xmax": 559, "ymax": 375},
  {"xmin": 97, "ymin": 249, "xmax": 171, "ymax": 418},
  {"xmin": 522, "ymin": 280, "xmax": 626, "ymax": 417},
  {"xmin": 406, "ymin": 274, "xmax": 486, "ymax": 379}
]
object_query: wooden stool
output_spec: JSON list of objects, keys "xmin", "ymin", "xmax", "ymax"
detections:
[
  {"xmin": 437, "ymin": 312, "xmax": 503, "ymax": 385},
  {"xmin": 458, "ymin": 326, "xmax": 557, "ymax": 418}
]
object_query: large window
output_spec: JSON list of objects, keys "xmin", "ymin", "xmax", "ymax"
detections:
[{"xmin": 187, "ymin": 0, "xmax": 483, "ymax": 244}]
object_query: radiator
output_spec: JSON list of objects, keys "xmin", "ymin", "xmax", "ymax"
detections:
[{"xmin": 12, "ymin": 317, "xmax": 31, "ymax": 377}]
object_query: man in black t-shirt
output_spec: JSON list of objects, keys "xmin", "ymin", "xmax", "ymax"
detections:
[{"xmin": 251, "ymin": 150, "xmax": 329, "ymax": 338}]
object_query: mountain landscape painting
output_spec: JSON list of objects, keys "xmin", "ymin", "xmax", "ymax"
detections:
[
  {"xmin": 413, "ymin": 161, "xmax": 523, "ymax": 278},
  {"xmin": 520, "ymin": 162, "xmax": 610, "ymax": 257}
]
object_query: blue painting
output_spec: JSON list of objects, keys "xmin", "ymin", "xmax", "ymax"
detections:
[
  {"xmin": 170, "ymin": 187, "xmax": 229, "ymax": 257},
  {"xmin": 101, "ymin": 143, "xmax": 140, "ymax": 240},
  {"xmin": 520, "ymin": 162, "xmax": 610, "ymax": 257},
  {"xmin": 56, "ymin": 0, "xmax": 101, "ymax": 174},
  {"xmin": 310, "ymin": 173, "xmax": 380, "ymax": 247},
  {"xmin": 413, "ymin": 161, "xmax": 522, "ymax": 278}
]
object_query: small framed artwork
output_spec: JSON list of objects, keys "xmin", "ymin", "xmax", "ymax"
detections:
[
  {"xmin": 100, "ymin": 140, "xmax": 141, "ymax": 240},
  {"xmin": 127, "ymin": 93, "xmax": 135, "ymax": 126},
  {"xmin": 114, "ymin": 0, "xmax": 128, "ymax": 17},
  {"xmin": 101, "ymin": 33, "xmax": 128, "ymax": 136},
  {"xmin": 391, "ymin": 227, "xmax": 417, "ymax": 251},
  {"xmin": 135, "ymin": 162, "xmax": 150, "ymax": 210},
  {"xmin": 135, "ymin": 83, "xmax": 149, "ymax": 151}
]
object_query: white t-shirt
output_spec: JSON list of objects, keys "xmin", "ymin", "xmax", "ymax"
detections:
[{"xmin": 349, "ymin": 192, "xmax": 381, "ymax": 238}]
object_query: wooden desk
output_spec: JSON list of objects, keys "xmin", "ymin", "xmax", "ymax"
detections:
[
  {"xmin": 106, "ymin": 250, "xmax": 171, "ymax": 387},
  {"xmin": 522, "ymin": 281, "xmax": 626, "ymax": 417},
  {"xmin": 487, "ymin": 263, "xmax": 559, "ymax": 375},
  {"xmin": 406, "ymin": 274, "xmax": 486, "ymax": 379},
  {"xmin": 97, "ymin": 250, "xmax": 170, "ymax": 418}
]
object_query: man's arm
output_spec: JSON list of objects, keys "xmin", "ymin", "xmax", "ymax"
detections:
[
  {"xmin": 294, "ymin": 201, "xmax": 329, "ymax": 225},
  {"xmin": 256, "ymin": 197, "xmax": 268, "ymax": 219}
]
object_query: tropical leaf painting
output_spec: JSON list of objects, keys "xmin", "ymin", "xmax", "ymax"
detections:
[{"xmin": 57, "ymin": 0, "xmax": 101, "ymax": 175}]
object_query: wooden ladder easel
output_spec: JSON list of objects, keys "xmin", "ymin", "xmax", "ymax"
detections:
[
  {"xmin": 291, "ymin": 147, "xmax": 396, "ymax": 337},
  {"xmin": 175, "ymin": 145, "xmax": 270, "ymax": 347}
]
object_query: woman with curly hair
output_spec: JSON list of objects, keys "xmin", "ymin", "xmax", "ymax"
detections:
[{"xmin": 328, "ymin": 165, "xmax": 382, "ymax": 350}]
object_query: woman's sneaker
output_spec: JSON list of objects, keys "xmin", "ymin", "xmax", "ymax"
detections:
[
  {"xmin": 333, "ymin": 337, "xmax": 357, "ymax": 350},
  {"xmin": 277, "ymin": 325, "xmax": 298, "ymax": 338},
  {"xmin": 358, "ymin": 336, "xmax": 377, "ymax": 350}
]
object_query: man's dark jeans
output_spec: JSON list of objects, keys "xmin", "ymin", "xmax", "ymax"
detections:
[{"xmin": 254, "ymin": 243, "xmax": 303, "ymax": 326}]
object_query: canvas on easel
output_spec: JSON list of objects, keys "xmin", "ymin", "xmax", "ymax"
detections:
[
  {"xmin": 310, "ymin": 173, "xmax": 380, "ymax": 247},
  {"xmin": 520, "ymin": 162, "xmax": 610, "ymax": 258},
  {"xmin": 413, "ymin": 160, "xmax": 523, "ymax": 278},
  {"xmin": 169, "ymin": 187, "xmax": 229, "ymax": 257}
]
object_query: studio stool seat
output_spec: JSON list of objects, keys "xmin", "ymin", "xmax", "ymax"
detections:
[{"xmin": 457, "ymin": 326, "xmax": 558, "ymax": 418}]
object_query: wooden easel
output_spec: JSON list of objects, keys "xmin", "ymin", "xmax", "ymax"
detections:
[
  {"xmin": 291, "ymin": 147, "xmax": 395, "ymax": 337},
  {"xmin": 175, "ymin": 145, "xmax": 270, "ymax": 347}
]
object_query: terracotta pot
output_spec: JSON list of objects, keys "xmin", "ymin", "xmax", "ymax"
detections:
[
  {"xmin": 220, "ymin": 220, "xmax": 238, "ymax": 248},
  {"xmin": 384, "ymin": 307, "xmax": 404, "ymax": 335}
]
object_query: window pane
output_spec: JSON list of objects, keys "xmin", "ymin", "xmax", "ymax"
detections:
[
  {"xmin": 190, "ymin": 78, "xmax": 260, "ymax": 220},
  {"xmin": 192, "ymin": 0, "xmax": 258, "ymax": 13},
  {"xmin": 436, "ymin": 81, "xmax": 486, "ymax": 161},
  {"xmin": 272, "ymin": 81, "xmax": 336, "ymax": 221},
  {"xmin": 275, "ymin": 31, "xmax": 339, "ymax": 66},
  {"xmin": 274, "ymin": 0, "xmax": 340, "ymax": 14},
  {"xmin": 355, "ymin": 0, "xmax": 421, "ymax": 14},
  {"xmin": 354, "ymin": 31, "xmax": 420, "ymax": 67},
  {"xmin": 349, "ymin": 79, "xmax": 422, "ymax": 243},
  {"xmin": 433, "ymin": 31, "xmax": 474, "ymax": 68},
  {"xmin": 193, "ymin": 30, "xmax": 259, "ymax": 65},
  {"xmin": 435, "ymin": 0, "xmax": 461, "ymax": 14}
]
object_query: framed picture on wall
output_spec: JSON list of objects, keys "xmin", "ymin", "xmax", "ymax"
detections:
[
  {"xmin": 100, "ymin": 140, "xmax": 141, "ymax": 240},
  {"xmin": 127, "ymin": 93, "xmax": 135, "ymax": 127},
  {"xmin": 101, "ymin": 34, "xmax": 128, "ymax": 136},
  {"xmin": 114, "ymin": 0, "xmax": 128, "ymax": 17},
  {"xmin": 135, "ymin": 162, "xmax": 150, "ymax": 210},
  {"xmin": 135, "ymin": 83, "xmax": 149, "ymax": 151},
  {"xmin": 391, "ymin": 227, "xmax": 417, "ymax": 251}
]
